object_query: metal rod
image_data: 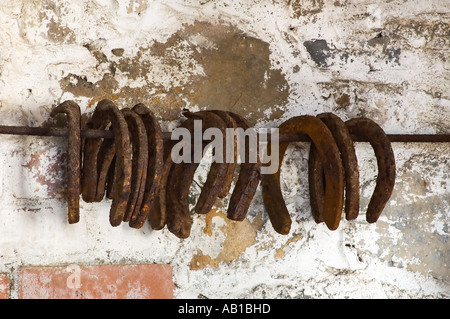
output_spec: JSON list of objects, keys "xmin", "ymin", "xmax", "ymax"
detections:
[
  {"xmin": 277, "ymin": 133, "xmax": 450, "ymax": 143},
  {"xmin": 0, "ymin": 125, "xmax": 114, "ymax": 139},
  {"xmin": 0, "ymin": 125, "xmax": 449, "ymax": 143}
]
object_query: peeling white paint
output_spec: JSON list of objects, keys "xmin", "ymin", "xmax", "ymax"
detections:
[{"xmin": 0, "ymin": 0, "xmax": 449, "ymax": 298}]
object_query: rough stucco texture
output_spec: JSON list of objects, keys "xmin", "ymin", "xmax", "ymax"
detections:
[{"xmin": 0, "ymin": 0, "xmax": 449, "ymax": 298}]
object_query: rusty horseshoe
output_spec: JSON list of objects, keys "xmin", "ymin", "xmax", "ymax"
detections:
[
  {"xmin": 226, "ymin": 112, "xmax": 261, "ymax": 221},
  {"xmin": 81, "ymin": 99, "xmax": 132, "ymax": 226},
  {"xmin": 308, "ymin": 113, "xmax": 360, "ymax": 223},
  {"xmin": 120, "ymin": 107, "xmax": 149, "ymax": 224},
  {"xmin": 165, "ymin": 111, "xmax": 227, "ymax": 238},
  {"xmin": 50, "ymin": 100, "xmax": 81, "ymax": 224},
  {"xmin": 192, "ymin": 110, "xmax": 233, "ymax": 216},
  {"xmin": 261, "ymin": 115, "xmax": 344, "ymax": 234},
  {"xmin": 130, "ymin": 104, "xmax": 164, "ymax": 229},
  {"xmin": 346, "ymin": 117, "xmax": 396, "ymax": 223}
]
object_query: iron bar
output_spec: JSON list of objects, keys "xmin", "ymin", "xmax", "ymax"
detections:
[{"xmin": 0, "ymin": 125, "xmax": 449, "ymax": 143}]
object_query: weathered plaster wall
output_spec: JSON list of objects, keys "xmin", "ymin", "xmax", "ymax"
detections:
[{"xmin": 0, "ymin": 0, "xmax": 449, "ymax": 298}]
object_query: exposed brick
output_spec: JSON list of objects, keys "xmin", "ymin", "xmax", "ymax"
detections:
[
  {"xmin": 0, "ymin": 274, "xmax": 10, "ymax": 299},
  {"xmin": 19, "ymin": 264, "xmax": 174, "ymax": 299}
]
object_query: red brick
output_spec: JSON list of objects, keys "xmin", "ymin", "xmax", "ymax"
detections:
[
  {"xmin": 0, "ymin": 274, "xmax": 10, "ymax": 299},
  {"xmin": 19, "ymin": 264, "xmax": 174, "ymax": 299}
]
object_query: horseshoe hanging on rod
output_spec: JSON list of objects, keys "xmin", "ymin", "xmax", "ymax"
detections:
[
  {"xmin": 50, "ymin": 100, "xmax": 81, "ymax": 224},
  {"xmin": 0, "ymin": 99, "xmax": 448, "ymax": 238}
]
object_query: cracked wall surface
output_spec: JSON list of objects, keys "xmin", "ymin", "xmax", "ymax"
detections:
[{"xmin": 0, "ymin": 0, "xmax": 449, "ymax": 298}]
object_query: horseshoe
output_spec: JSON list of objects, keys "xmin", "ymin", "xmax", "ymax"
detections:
[
  {"xmin": 193, "ymin": 110, "xmax": 234, "ymax": 215},
  {"xmin": 226, "ymin": 112, "xmax": 261, "ymax": 221},
  {"xmin": 261, "ymin": 115, "xmax": 344, "ymax": 234},
  {"xmin": 81, "ymin": 115, "xmax": 108, "ymax": 203},
  {"xmin": 308, "ymin": 113, "xmax": 359, "ymax": 223},
  {"xmin": 210, "ymin": 110, "xmax": 238, "ymax": 199},
  {"xmin": 105, "ymin": 153, "xmax": 116, "ymax": 200},
  {"xmin": 147, "ymin": 138, "xmax": 174, "ymax": 230},
  {"xmin": 307, "ymin": 144, "xmax": 324, "ymax": 223},
  {"xmin": 81, "ymin": 99, "xmax": 132, "ymax": 226},
  {"xmin": 130, "ymin": 104, "xmax": 164, "ymax": 229},
  {"xmin": 165, "ymin": 111, "xmax": 227, "ymax": 238},
  {"xmin": 94, "ymin": 128, "xmax": 115, "ymax": 202},
  {"xmin": 50, "ymin": 100, "xmax": 81, "ymax": 224},
  {"xmin": 120, "ymin": 107, "xmax": 148, "ymax": 224},
  {"xmin": 345, "ymin": 117, "xmax": 396, "ymax": 223}
]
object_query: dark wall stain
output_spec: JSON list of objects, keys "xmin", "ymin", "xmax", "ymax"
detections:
[
  {"xmin": 367, "ymin": 32, "xmax": 401, "ymax": 65},
  {"xmin": 385, "ymin": 48, "xmax": 401, "ymax": 64},
  {"xmin": 305, "ymin": 36, "xmax": 402, "ymax": 68},
  {"xmin": 59, "ymin": 21, "xmax": 289, "ymax": 124},
  {"xmin": 303, "ymin": 39, "xmax": 350, "ymax": 67},
  {"xmin": 303, "ymin": 39, "xmax": 334, "ymax": 68}
]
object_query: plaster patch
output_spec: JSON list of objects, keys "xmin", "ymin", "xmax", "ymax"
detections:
[{"xmin": 190, "ymin": 209, "xmax": 263, "ymax": 270}]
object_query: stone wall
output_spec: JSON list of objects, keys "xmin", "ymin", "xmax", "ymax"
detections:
[{"xmin": 0, "ymin": 0, "xmax": 448, "ymax": 298}]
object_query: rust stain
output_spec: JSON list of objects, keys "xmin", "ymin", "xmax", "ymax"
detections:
[
  {"xmin": 23, "ymin": 149, "xmax": 66, "ymax": 198},
  {"xmin": 335, "ymin": 93, "xmax": 350, "ymax": 108},
  {"xmin": 203, "ymin": 208, "xmax": 224, "ymax": 237},
  {"xmin": 274, "ymin": 233, "xmax": 303, "ymax": 258},
  {"xmin": 190, "ymin": 209, "xmax": 263, "ymax": 270}
]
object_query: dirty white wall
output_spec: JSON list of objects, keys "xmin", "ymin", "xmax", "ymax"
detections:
[{"xmin": 0, "ymin": 0, "xmax": 449, "ymax": 298}]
